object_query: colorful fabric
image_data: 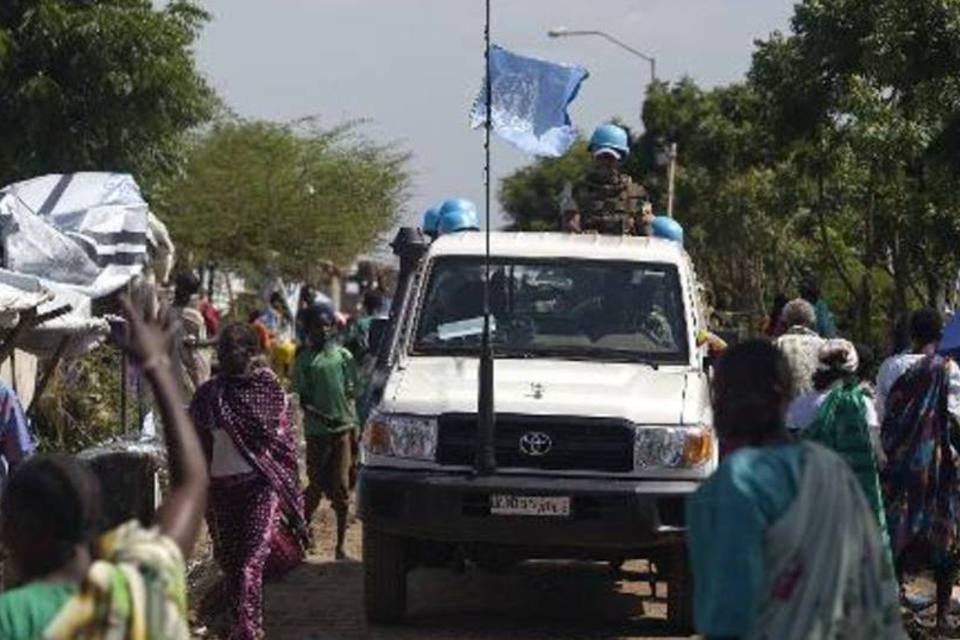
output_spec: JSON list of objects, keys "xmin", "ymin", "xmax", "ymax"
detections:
[
  {"xmin": 876, "ymin": 352, "xmax": 960, "ymax": 421},
  {"xmin": 190, "ymin": 367, "xmax": 307, "ymax": 640},
  {"xmin": 0, "ymin": 380, "xmax": 35, "ymax": 487},
  {"xmin": 207, "ymin": 473, "xmax": 300, "ymax": 640},
  {"xmin": 881, "ymin": 354, "xmax": 960, "ymax": 569},
  {"xmin": 688, "ymin": 442, "xmax": 903, "ymax": 639},
  {"xmin": 749, "ymin": 443, "xmax": 904, "ymax": 639},
  {"xmin": 293, "ymin": 345, "xmax": 357, "ymax": 436},
  {"xmin": 190, "ymin": 368, "xmax": 308, "ymax": 546},
  {"xmin": 801, "ymin": 380, "xmax": 891, "ymax": 557},
  {"xmin": 775, "ymin": 327, "xmax": 825, "ymax": 398},
  {"xmin": 0, "ymin": 521, "xmax": 190, "ymax": 639},
  {"xmin": 199, "ymin": 299, "xmax": 221, "ymax": 337},
  {"xmin": 687, "ymin": 444, "xmax": 803, "ymax": 636}
]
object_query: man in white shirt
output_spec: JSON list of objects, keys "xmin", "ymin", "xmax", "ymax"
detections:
[{"xmin": 876, "ymin": 308, "xmax": 960, "ymax": 421}]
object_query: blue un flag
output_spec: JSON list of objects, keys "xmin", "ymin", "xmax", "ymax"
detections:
[{"xmin": 471, "ymin": 45, "xmax": 589, "ymax": 158}]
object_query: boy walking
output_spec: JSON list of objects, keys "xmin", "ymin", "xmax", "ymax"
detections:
[{"xmin": 293, "ymin": 306, "xmax": 358, "ymax": 560}]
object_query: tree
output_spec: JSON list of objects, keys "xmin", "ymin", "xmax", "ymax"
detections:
[
  {"xmin": 499, "ymin": 142, "xmax": 591, "ymax": 231},
  {"xmin": 750, "ymin": 0, "xmax": 960, "ymax": 337},
  {"xmin": 501, "ymin": 0, "xmax": 960, "ymax": 344},
  {"xmin": 0, "ymin": 0, "xmax": 215, "ymax": 189},
  {"xmin": 155, "ymin": 118, "xmax": 410, "ymax": 278}
]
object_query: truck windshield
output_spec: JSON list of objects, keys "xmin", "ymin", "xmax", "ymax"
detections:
[{"xmin": 412, "ymin": 257, "xmax": 689, "ymax": 363}]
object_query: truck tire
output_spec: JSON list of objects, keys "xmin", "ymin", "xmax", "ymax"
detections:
[
  {"xmin": 363, "ymin": 526, "xmax": 407, "ymax": 624},
  {"xmin": 665, "ymin": 544, "xmax": 695, "ymax": 635}
]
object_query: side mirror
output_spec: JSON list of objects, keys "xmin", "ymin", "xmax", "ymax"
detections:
[{"xmin": 369, "ymin": 317, "xmax": 389, "ymax": 354}]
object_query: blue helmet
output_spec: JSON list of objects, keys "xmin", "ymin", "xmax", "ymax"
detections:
[
  {"xmin": 437, "ymin": 198, "xmax": 480, "ymax": 235},
  {"xmin": 588, "ymin": 124, "xmax": 630, "ymax": 158},
  {"xmin": 651, "ymin": 215, "xmax": 684, "ymax": 246},
  {"xmin": 421, "ymin": 204, "xmax": 441, "ymax": 235}
]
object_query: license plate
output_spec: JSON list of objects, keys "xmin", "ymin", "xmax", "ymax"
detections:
[{"xmin": 490, "ymin": 494, "xmax": 571, "ymax": 517}]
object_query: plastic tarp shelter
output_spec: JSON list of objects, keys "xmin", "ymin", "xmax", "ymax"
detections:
[{"xmin": 0, "ymin": 172, "xmax": 162, "ymax": 356}]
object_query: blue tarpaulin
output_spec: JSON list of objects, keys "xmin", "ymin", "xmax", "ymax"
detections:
[
  {"xmin": 470, "ymin": 45, "xmax": 589, "ymax": 158},
  {"xmin": 940, "ymin": 311, "xmax": 960, "ymax": 355}
]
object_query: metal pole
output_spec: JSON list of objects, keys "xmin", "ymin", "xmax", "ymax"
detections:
[
  {"xmin": 666, "ymin": 142, "xmax": 678, "ymax": 218},
  {"xmin": 476, "ymin": 0, "xmax": 496, "ymax": 475},
  {"xmin": 120, "ymin": 347, "xmax": 128, "ymax": 434}
]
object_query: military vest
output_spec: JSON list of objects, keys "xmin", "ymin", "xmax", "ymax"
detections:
[{"xmin": 572, "ymin": 169, "xmax": 647, "ymax": 235}]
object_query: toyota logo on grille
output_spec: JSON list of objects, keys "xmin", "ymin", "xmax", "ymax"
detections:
[{"xmin": 519, "ymin": 431, "xmax": 552, "ymax": 456}]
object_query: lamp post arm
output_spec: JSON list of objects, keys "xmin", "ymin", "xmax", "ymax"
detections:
[{"xmin": 560, "ymin": 30, "xmax": 657, "ymax": 81}]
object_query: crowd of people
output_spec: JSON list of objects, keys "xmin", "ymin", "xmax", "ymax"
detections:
[
  {"xmin": 0, "ymin": 122, "xmax": 952, "ymax": 637},
  {"xmin": 688, "ymin": 281, "xmax": 960, "ymax": 638},
  {"xmin": 0, "ymin": 274, "xmax": 385, "ymax": 640}
]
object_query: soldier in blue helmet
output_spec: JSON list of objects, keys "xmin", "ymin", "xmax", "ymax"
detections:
[
  {"xmin": 436, "ymin": 198, "xmax": 480, "ymax": 235},
  {"xmin": 421, "ymin": 204, "xmax": 442, "ymax": 240},
  {"xmin": 562, "ymin": 123, "xmax": 653, "ymax": 236}
]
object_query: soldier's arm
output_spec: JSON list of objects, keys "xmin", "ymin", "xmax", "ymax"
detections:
[
  {"xmin": 626, "ymin": 180, "xmax": 654, "ymax": 235},
  {"xmin": 560, "ymin": 181, "xmax": 582, "ymax": 232}
]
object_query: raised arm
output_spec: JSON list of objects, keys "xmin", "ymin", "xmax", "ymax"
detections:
[{"xmin": 121, "ymin": 298, "xmax": 208, "ymax": 558}]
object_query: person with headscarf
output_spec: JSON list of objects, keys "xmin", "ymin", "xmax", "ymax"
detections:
[
  {"xmin": 190, "ymin": 323, "xmax": 308, "ymax": 640},
  {"xmin": 787, "ymin": 340, "xmax": 889, "ymax": 549},
  {"xmin": 774, "ymin": 298, "xmax": 826, "ymax": 398}
]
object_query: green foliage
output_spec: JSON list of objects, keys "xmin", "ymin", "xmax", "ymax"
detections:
[
  {"xmin": 0, "ymin": 0, "xmax": 216, "ymax": 189},
  {"xmin": 32, "ymin": 348, "xmax": 127, "ymax": 452},
  {"xmin": 499, "ymin": 142, "xmax": 590, "ymax": 230},
  {"xmin": 155, "ymin": 118, "xmax": 410, "ymax": 278},
  {"xmin": 501, "ymin": 0, "xmax": 960, "ymax": 344}
]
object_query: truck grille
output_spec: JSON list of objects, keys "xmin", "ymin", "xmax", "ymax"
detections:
[{"xmin": 436, "ymin": 414, "xmax": 634, "ymax": 473}]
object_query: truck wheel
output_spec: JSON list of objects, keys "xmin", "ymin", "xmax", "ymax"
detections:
[
  {"xmin": 363, "ymin": 526, "xmax": 407, "ymax": 624},
  {"xmin": 665, "ymin": 545, "xmax": 695, "ymax": 634}
]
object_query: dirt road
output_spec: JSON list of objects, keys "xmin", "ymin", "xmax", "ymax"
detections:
[{"xmin": 260, "ymin": 510, "xmax": 695, "ymax": 640}]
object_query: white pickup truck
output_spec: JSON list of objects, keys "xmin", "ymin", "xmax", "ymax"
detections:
[{"xmin": 358, "ymin": 231, "xmax": 717, "ymax": 631}]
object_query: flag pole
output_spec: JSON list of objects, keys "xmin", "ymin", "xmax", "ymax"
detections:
[{"xmin": 476, "ymin": 0, "xmax": 496, "ymax": 475}]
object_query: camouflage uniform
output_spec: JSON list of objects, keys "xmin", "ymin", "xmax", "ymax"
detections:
[{"xmin": 564, "ymin": 168, "xmax": 651, "ymax": 235}]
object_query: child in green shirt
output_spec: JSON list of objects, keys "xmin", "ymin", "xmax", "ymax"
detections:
[{"xmin": 293, "ymin": 306, "xmax": 358, "ymax": 560}]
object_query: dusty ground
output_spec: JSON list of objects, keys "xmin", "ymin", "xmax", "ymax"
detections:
[
  {"xmin": 191, "ymin": 506, "xmax": 694, "ymax": 640},
  {"xmin": 190, "ymin": 506, "xmax": 960, "ymax": 639}
]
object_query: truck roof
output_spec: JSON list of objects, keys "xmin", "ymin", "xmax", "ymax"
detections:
[{"xmin": 427, "ymin": 231, "xmax": 689, "ymax": 264}]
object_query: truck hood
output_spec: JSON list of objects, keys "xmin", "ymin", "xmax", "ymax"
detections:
[{"xmin": 382, "ymin": 356, "xmax": 695, "ymax": 425}]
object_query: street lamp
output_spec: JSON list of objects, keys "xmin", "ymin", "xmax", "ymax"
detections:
[{"xmin": 547, "ymin": 27, "xmax": 656, "ymax": 83}]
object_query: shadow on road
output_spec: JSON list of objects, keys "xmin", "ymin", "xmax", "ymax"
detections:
[{"xmin": 264, "ymin": 558, "xmax": 692, "ymax": 640}]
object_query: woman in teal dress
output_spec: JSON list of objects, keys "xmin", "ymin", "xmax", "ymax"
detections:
[{"xmin": 686, "ymin": 340, "xmax": 903, "ymax": 639}]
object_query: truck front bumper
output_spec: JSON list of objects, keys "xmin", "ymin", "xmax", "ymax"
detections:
[{"xmin": 357, "ymin": 467, "xmax": 697, "ymax": 552}]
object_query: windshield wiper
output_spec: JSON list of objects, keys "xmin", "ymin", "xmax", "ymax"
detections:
[
  {"xmin": 528, "ymin": 347, "xmax": 662, "ymax": 369},
  {"xmin": 495, "ymin": 349, "xmax": 542, "ymax": 360}
]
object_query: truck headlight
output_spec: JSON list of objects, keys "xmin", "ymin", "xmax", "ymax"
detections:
[
  {"xmin": 362, "ymin": 412, "xmax": 438, "ymax": 461},
  {"xmin": 634, "ymin": 426, "xmax": 714, "ymax": 469}
]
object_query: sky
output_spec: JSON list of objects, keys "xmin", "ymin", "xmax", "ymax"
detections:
[{"xmin": 192, "ymin": 0, "xmax": 796, "ymax": 248}]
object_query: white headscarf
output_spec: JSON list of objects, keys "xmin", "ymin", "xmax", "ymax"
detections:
[{"xmin": 816, "ymin": 338, "xmax": 859, "ymax": 374}]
